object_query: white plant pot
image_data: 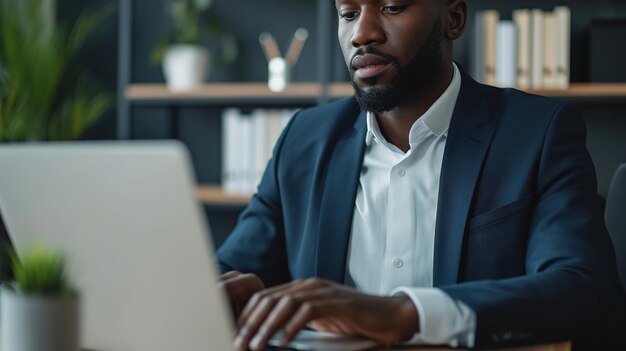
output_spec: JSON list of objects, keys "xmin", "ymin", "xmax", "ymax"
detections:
[
  {"xmin": 1, "ymin": 288, "xmax": 80, "ymax": 351},
  {"xmin": 163, "ymin": 44, "xmax": 210, "ymax": 92}
]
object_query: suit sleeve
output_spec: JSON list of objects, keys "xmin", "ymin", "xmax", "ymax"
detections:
[
  {"xmin": 215, "ymin": 113, "xmax": 298, "ymax": 288},
  {"xmin": 439, "ymin": 103, "xmax": 626, "ymax": 349}
]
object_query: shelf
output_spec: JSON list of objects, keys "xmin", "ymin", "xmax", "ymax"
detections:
[
  {"xmin": 528, "ymin": 84, "xmax": 626, "ymax": 97},
  {"xmin": 196, "ymin": 185, "xmax": 251, "ymax": 206},
  {"xmin": 525, "ymin": 84, "xmax": 626, "ymax": 103},
  {"xmin": 126, "ymin": 83, "xmax": 351, "ymax": 107},
  {"xmin": 126, "ymin": 83, "xmax": 626, "ymax": 107}
]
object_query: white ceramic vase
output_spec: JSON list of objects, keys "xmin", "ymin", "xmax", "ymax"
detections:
[
  {"xmin": 1, "ymin": 288, "xmax": 80, "ymax": 351},
  {"xmin": 163, "ymin": 44, "xmax": 210, "ymax": 92}
]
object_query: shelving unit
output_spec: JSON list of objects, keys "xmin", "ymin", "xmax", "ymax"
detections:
[
  {"xmin": 118, "ymin": 0, "xmax": 626, "ymax": 208},
  {"xmin": 117, "ymin": 0, "xmax": 335, "ymax": 139},
  {"xmin": 116, "ymin": 0, "xmax": 337, "ymax": 209}
]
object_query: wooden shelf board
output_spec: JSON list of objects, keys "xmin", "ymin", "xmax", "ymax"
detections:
[
  {"xmin": 333, "ymin": 82, "xmax": 626, "ymax": 98},
  {"xmin": 126, "ymin": 83, "xmax": 321, "ymax": 100},
  {"xmin": 329, "ymin": 83, "xmax": 355, "ymax": 97},
  {"xmin": 527, "ymin": 83, "xmax": 626, "ymax": 97},
  {"xmin": 127, "ymin": 82, "xmax": 626, "ymax": 102},
  {"xmin": 196, "ymin": 185, "xmax": 251, "ymax": 205}
]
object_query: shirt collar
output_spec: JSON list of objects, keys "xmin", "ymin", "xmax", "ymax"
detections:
[{"xmin": 365, "ymin": 62, "xmax": 462, "ymax": 146}]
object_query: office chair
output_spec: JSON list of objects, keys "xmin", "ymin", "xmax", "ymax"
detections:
[{"xmin": 606, "ymin": 163, "xmax": 626, "ymax": 288}]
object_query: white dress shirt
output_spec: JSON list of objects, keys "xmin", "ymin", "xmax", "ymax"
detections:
[{"xmin": 345, "ymin": 63, "xmax": 476, "ymax": 347}]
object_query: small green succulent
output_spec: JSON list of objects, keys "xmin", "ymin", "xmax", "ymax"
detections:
[{"xmin": 10, "ymin": 244, "xmax": 72, "ymax": 296}]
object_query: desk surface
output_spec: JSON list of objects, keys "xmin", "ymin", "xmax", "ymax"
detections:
[
  {"xmin": 1, "ymin": 339, "xmax": 571, "ymax": 351},
  {"xmin": 0, "ymin": 322, "xmax": 570, "ymax": 351},
  {"xmin": 378, "ymin": 341, "xmax": 571, "ymax": 350},
  {"xmin": 81, "ymin": 343, "xmax": 572, "ymax": 351},
  {"xmin": 3, "ymin": 343, "xmax": 573, "ymax": 350}
]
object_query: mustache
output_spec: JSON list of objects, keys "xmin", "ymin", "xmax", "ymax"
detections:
[{"xmin": 349, "ymin": 47, "xmax": 399, "ymax": 71}]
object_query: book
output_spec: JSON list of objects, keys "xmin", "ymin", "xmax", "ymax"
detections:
[
  {"xmin": 555, "ymin": 6, "xmax": 571, "ymax": 89},
  {"xmin": 222, "ymin": 108, "xmax": 297, "ymax": 195},
  {"xmin": 483, "ymin": 10, "xmax": 500, "ymax": 86},
  {"xmin": 496, "ymin": 20, "xmax": 517, "ymax": 87},
  {"xmin": 530, "ymin": 9, "xmax": 545, "ymax": 89},
  {"xmin": 513, "ymin": 9, "xmax": 531, "ymax": 89},
  {"xmin": 280, "ymin": 108, "xmax": 295, "ymax": 130},
  {"xmin": 252, "ymin": 109, "xmax": 269, "ymax": 189},
  {"xmin": 267, "ymin": 109, "xmax": 283, "ymax": 163},
  {"xmin": 239, "ymin": 111, "xmax": 255, "ymax": 194},
  {"xmin": 222, "ymin": 108, "xmax": 241, "ymax": 194},
  {"xmin": 543, "ymin": 12, "xmax": 559, "ymax": 89}
]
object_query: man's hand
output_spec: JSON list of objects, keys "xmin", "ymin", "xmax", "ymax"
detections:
[
  {"xmin": 218, "ymin": 271, "xmax": 265, "ymax": 319},
  {"xmin": 233, "ymin": 278, "xmax": 420, "ymax": 351}
]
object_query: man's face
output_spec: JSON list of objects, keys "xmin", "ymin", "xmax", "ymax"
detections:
[{"xmin": 336, "ymin": 0, "xmax": 446, "ymax": 113}]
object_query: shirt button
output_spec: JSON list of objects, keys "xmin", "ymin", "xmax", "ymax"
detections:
[
  {"xmin": 396, "ymin": 168, "xmax": 406, "ymax": 177},
  {"xmin": 393, "ymin": 258, "xmax": 404, "ymax": 268}
]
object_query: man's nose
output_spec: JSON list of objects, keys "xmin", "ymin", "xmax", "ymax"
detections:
[{"xmin": 351, "ymin": 12, "xmax": 386, "ymax": 47}]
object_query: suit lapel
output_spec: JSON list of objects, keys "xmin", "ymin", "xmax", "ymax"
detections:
[
  {"xmin": 316, "ymin": 109, "xmax": 367, "ymax": 283},
  {"xmin": 434, "ymin": 73, "xmax": 496, "ymax": 286}
]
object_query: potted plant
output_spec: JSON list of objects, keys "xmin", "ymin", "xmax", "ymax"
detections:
[
  {"xmin": 0, "ymin": 0, "xmax": 112, "ymax": 142},
  {"xmin": 1, "ymin": 245, "xmax": 79, "ymax": 351},
  {"xmin": 152, "ymin": 0, "xmax": 237, "ymax": 91}
]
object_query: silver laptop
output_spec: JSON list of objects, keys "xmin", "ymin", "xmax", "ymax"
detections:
[
  {"xmin": 0, "ymin": 141, "xmax": 234, "ymax": 351},
  {"xmin": 0, "ymin": 141, "xmax": 377, "ymax": 351}
]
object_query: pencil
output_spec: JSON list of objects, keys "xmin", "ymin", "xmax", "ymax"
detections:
[{"xmin": 259, "ymin": 32, "xmax": 281, "ymax": 61}]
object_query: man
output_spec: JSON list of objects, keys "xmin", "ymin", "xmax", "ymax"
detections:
[{"xmin": 217, "ymin": 0, "xmax": 626, "ymax": 350}]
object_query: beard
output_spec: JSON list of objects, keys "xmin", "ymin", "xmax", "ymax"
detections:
[{"xmin": 351, "ymin": 17, "xmax": 445, "ymax": 113}]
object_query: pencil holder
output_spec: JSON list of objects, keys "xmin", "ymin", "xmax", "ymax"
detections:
[
  {"xmin": 260, "ymin": 28, "xmax": 308, "ymax": 93},
  {"xmin": 268, "ymin": 57, "xmax": 290, "ymax": 92}
]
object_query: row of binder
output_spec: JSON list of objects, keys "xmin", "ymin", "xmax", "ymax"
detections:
[
  {"xmin": 221, "ymin": 108, "xmax": 297, "ymax": 195},
  {"xmin": 472, "ymin": 7, "xmax": 571, "ymax": 90}
]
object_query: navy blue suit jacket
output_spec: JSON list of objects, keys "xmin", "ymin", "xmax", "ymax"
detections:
[{"xmin": 217, "ymin": 70, "xmax": 626, "ymax": 349}]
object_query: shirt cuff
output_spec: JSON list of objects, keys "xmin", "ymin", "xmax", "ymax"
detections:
[{"xmin": 390, "ymin": 287, "xmax": 476, "ymax": 348}]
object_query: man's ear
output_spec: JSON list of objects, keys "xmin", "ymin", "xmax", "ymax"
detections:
[{"xmin": 445, "ymin": 0, "xmax": 467, "ymax": 40}]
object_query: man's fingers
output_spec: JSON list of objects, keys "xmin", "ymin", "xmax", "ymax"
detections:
[
  {"xmin": 237, "ymin": 280, "xmax": 303, "ymax": 326},
  {"xmin": 218, "ymin": 273, "xmax": 265, "ymax": 320},
  {"xmin": 281, "ymin": 299, "xmax": 340, "ymax": 346},
  {"xmin": 234, "ymin": 293, "xmax": 283, "ymax": 351},
  {"xmin": 220, "ymin": 270, "xmax": 241, "ymax": 281},
  {"xmin": 248, "ymin": 287, "xmax": 337, "ymax": 351},
  {"xmin": 219, "ymin": 273, "xmax": 264, "ymax": 303}
]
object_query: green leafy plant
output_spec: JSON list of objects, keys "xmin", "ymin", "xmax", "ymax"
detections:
[
  {"xmin": 151, "ymin": 0, "xmax": 237, "ymax": 65},
  {"xmin": 10, "ymin": 244, "xmax": 72, "ymax": 295},
  {"xmin": 0, "ymin": 0, "xmax": 113, "ymax": 141}
]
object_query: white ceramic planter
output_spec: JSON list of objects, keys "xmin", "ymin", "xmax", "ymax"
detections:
[
  {"xmin": 163, "ymin": 44, "xmax": 210, "ymax": 92},
  {"xmin": 1, "ymin": 288, "xmax": 79, "ymax": 351}
]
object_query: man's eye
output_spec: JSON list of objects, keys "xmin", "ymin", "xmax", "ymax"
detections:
[
  {"xmin": 340, "ymin": 11, "xmax": 359, "ymax": 21},
  {"xmin": 382, "ymin": 6, "xmax": 407, "ymax": 14}
]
